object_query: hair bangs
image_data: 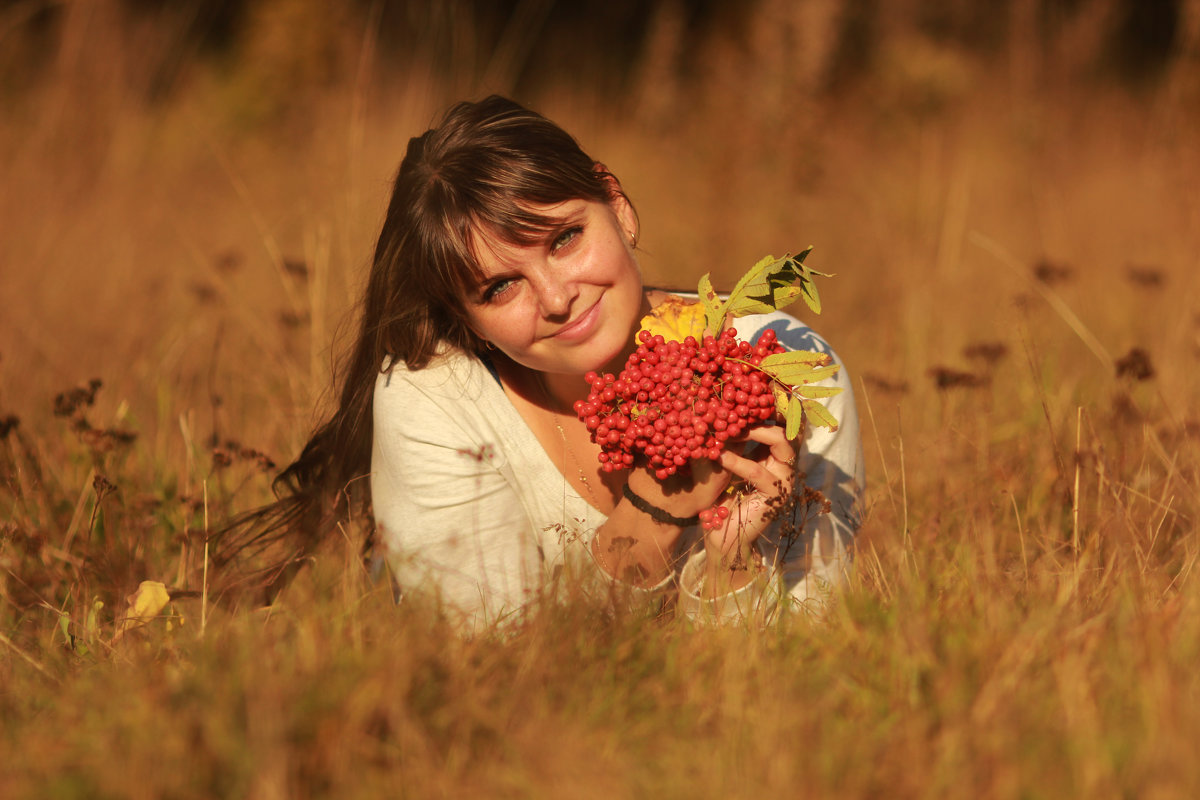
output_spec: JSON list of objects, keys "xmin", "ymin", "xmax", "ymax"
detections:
[{"xmin": 421, "ymin": 169, "xmax": 603, "ymax": 299}]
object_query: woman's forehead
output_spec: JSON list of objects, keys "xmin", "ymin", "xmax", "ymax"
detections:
[
  {"xmin": 483, "ymin": 197, "xmax": 587, "ymax": 233},
  {"xmin": 468, "ymin": 227, "xmax": 543, "ymax": 273},
  {"xmin": 468, "ymin": 198, "xmax": 594, "ymax": 269}
]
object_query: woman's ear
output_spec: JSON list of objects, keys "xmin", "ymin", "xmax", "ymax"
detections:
[
  {"xmin": 593, "ymin": 162, "xmax": 639, "ymax": 247},
  {"xmin": 612, "ymin": 192, "xmax": 638, "ymax": 248}
]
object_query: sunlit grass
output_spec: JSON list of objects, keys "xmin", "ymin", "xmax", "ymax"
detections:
[{"xmin": 3, "ymin": 4, "xmax": 1200, "ymax": 797}]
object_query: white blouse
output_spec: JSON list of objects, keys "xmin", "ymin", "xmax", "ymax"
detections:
[{"xmin": 371, "ymin": 309, "xmax": 864, "ymax": 629}]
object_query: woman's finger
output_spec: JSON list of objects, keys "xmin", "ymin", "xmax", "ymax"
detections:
[
  {"xmin": 717, "ymin": 452, "xmax": 792, "ymax": 495},
  {"xmin": 746, "ymin": 426, "xmax": 799, "ymax": 471},
  {"xmin": 706, "ymin": 495, "xmax": 770, "ymax": 557},
  {"xmin": 718, "ymin": 425, "xmax": 800, "ymax": 494}
]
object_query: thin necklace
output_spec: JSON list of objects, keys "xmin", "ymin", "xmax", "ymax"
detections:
[
  {"xmin": 537, "ymin": 374, "xmax": 601, "ymax": 509},
  {"xmin": 553, "ymin": 411, "xmax": 601, "ymax": 508}
]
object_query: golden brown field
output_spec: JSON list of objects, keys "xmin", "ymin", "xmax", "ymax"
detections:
[{"xmin": 3, "ymin": 1, "xmax": 1200, "ymax": 797}]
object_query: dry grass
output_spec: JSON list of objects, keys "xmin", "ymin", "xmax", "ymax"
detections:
[{"xmin": 3, "ymin": 2, "xmax": 1200, "ymax": 797}]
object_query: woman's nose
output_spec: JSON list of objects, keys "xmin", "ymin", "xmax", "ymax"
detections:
[{"xmin": 534, "ymin": 272, "xmax": 576, "ymax": 318}]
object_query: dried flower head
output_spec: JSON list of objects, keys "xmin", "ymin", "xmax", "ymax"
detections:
[
  {"xmin": 1115, "ymin": 347, "xmax": 1154, "ymax": 381},
  {"xmin": 1033, "ymin": 259, "xmax": 1073, "ymax": 285},
  {"xmin": 928, "ymin": 366, "xmax": 990, "ymax": 390}
]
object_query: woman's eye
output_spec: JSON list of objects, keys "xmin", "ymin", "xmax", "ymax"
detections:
[
  {"xmin": 551, "ymin": 225, "xmax": 583, "ymax": 253},
  {"xmin": 482, "ymin": 277, "xmax": 518, "ymax": 302}
]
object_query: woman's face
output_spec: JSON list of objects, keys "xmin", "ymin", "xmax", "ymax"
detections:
[{"xmin": 464, "ymin": 196, "xmax": 645, "ymax": 377}]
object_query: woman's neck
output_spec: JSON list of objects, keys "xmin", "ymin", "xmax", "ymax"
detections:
[{"xmin": 539, "ymin": 370, "xmax": 592, "ymax": 411}]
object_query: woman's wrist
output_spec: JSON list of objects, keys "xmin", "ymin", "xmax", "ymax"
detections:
[
  {"xmin": 624, "ymin": 468, "xmax": 715, "ymax": 522},
  {"xmin": 591, "ymin": 523, "xmax": 680, "ymax": 587},
  {"xmin": 593, "ymin": 463, "xmax": 729, "ymax": 586},
  {"xmin": 678, "ymin": 543, "xmax": 773, "ymax": 623},
  {"xmin": 621, "ymin": 484, "xmax": 700, "ymax": 527},
  {"xmin": 703, "ymin": 539, "xmax": 765, "ymax": 597}
]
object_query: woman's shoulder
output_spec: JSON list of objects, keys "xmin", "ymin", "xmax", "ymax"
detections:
[
  {"xmin": 730, "ymin": 309, "xmax": 835, "ymax": 357},
  {"xmin": 374, "ymin": 349, "xmax": 502, "ymax": 419},
  {"xmin": 371, "ymin": 348, "xmax": 525, "ymax": 465}
]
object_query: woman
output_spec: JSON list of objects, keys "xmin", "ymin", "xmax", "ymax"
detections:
[{"xmin": 223, "ymin": 96, "xmax": 863, "ymax": 628}]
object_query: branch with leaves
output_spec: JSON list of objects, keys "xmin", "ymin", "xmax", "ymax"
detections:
[{"xmin": 640, "ymin": 248, "xmax": 841, "ymax": 440}]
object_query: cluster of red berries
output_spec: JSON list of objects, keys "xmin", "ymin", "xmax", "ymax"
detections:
[
  {"xmin": 697, "ymin": 504, "xmax": 731, "ymax": 530},
  {"xmin": 575, "ymin": 327, "xmax": 786, "ymax": 484}
]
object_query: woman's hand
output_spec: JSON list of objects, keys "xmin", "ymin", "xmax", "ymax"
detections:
[
  {"xmin": 703, "ymin": 423, "xmax": 800, "ymax": 594},
  {"xmin": 624, "ymin": 448, "xmax": 734, "ymax": 520},
  {"xmin": 593, "ymin": 422, "xmax": 797, "ymax": 591},
  {"xmin": 592, "ymin": 440, "xmax": 736, "ymax": 587}
]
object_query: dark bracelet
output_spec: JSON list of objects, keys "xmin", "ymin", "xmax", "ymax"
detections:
[{"xmin": 622, "ymin": 484, "xmax": 700, "ymax": 527}]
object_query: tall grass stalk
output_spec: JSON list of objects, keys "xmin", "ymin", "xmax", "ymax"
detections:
[{"xmin": 3, "ymin": 2, "xmax": 1200, "ymax": 796}]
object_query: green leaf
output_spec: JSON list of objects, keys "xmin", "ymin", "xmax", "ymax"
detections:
[
  {"xmin": 84, "ymin": 600, "xmax": 103, "ymax": 640},
  {"xmin": 714, "ymin": 249, "xmax": 834, "ymax": 322},
  {"xmin": 772, "ymin": 285, "xmax": 806, "ymax": 308},
  {"xmin": 727, "ymin": 254, "xmax": 778, "ymax": 306},
  {"xmin": 697, "ymin": 272, "xmax": 725, "ymax": 334},
  {"xmin": 788, "ymin": 247, "xmax": 826, "ymax": 314},
  {"xmin": 758, "ymin": 357, "xmax": 840, "ymax": 386},
  {"xmin": 797, "ymin": 364, "xmax": 842, "ymax": 384},
  {"xmin": 795, "ymin": 383, "xmax": 843, "ymax": 399},
  {"xmin": 773, "ymin": 385, "xmax": 790, "ymax": 416},
  {"xmin": 761, "ymin": 351, "xmax": 832, "ymax": 369},
  {"xmin": 802, "ymin": 398, "xmax": 840, "ymax": 431},
  {"xmin": 785, "ymin": 395, "xmax": 805, "ymax": 440},
  {"xmin": 799, "ymin": 269, "xmax": 822, "ymax": 314},
  {"xmin": 726, "ymin": 298, "xmax": 778, "ymax": 316},
  {"xmin": 727, "ymin": 255, "xmax": 797, "ymax": 319}
]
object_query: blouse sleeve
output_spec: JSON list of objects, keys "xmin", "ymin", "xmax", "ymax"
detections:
[
  {"xmin": 678, "ymin": 316, "xmax": 865, "ymax": 622},
  {"xmin": 764, "ymin": 317, "xmax": 865, "ymax": 612},
  {"xmin": 371, "ymin": 363, "xmax": 541, "ymax": 629}
]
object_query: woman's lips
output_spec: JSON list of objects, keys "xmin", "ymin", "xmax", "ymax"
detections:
[{"xmin": 546, "ymin": 297, "xmax": 602, "ymax": 342}]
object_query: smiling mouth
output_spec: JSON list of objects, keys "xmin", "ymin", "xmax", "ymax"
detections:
[{"xmin": 546, "ymin": 298, "xmax": 602, "ymax": 341}]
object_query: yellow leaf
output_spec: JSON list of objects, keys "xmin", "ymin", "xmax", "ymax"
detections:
[
  {"xmin": 636, "ymin": 295, "xmax": 708, "ymax": 343},
  {"xmin": 773, "ymin": 385, "xmax": 790, "ymax": 417},
  {"xmin": 126, "ymin": 581, "xmax": 170, "ymax": 622},
  {"xmin": 759, "ymin": 352, "xmax": 836, "ymax": 384},
  {"xmin": 785, "ymin": 395, "xmax": 805, "ymax": 440},
  {"xmin": 795, "ymin": 383, "xmax": 843, "ymax": 399},
  {"xmin": 802, "ymin": 398, "xmax": 840, "ymax": 431},
  {"xmin": 698, "ymin": 273, "xmax": 725, "ymax": 334},
  {"xmin": 761, "ymin": 351, "xmax": 831, "ymax": 369}
]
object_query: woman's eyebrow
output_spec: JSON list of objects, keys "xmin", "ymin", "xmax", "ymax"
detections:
[{"xmin": 553, "ymin": 206, "xmax": 588, "ymax": 225}]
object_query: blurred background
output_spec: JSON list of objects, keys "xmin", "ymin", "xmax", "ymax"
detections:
[
  {"xmin": 5, "ymin": 6, "xmax": 1200, "ymax": 794},
  {"xmin": 1, "ymin": 0, "xmax": 1197, "ymax": 469}
]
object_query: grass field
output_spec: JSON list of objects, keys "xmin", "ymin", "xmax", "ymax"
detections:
[{"xmin": 3, "ymin": 3, "xmax": 1200, "ymax": 797}]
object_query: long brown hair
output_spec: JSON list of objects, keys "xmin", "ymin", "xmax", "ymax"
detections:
[{"xmin": 212, "ymin": 96, "xmax": 630, "ymax": 600}]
